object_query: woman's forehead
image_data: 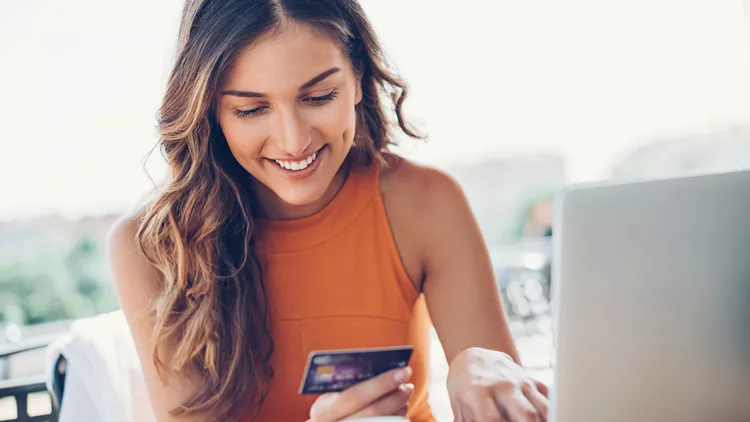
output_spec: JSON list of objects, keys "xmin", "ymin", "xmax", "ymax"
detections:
[{"xmin": 222, "ymin": 23, "xmax": 353, "ymax": 93}]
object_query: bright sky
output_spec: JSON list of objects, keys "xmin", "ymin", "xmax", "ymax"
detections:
[{"xmin": 2, "ymin": 0, "xmax": 750, "ymax": 220}]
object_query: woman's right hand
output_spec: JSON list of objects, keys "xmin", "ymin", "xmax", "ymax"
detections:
[{"xmin": 308, "ymin": 367, "xmax": 414, "ymax": 422}]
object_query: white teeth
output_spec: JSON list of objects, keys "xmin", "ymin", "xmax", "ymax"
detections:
[{"xmin": 274, "ymin": 151, "xmax": 318, "ymax": 171}]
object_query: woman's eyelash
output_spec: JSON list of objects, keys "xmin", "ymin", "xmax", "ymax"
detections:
[
  {"xmin": 233, "ymin": 90, "xmax": 339, "ymax": 118},
  {"xmin": 307, "ymin": 90, "xmax": 338, "ymax": 104},
  {"xmin": 233, "ymin": 106, "xmax": 266, "ymax": 118}
]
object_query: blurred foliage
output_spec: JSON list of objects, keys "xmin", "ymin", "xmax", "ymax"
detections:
[{"xmin": 0, "ymin": 234, "xmax": 119, "ymax": 326}]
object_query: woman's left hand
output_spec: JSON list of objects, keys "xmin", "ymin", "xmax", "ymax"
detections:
[{"xmin": 446, "ymin": 347, "xmax": 549, "ymax": 422}]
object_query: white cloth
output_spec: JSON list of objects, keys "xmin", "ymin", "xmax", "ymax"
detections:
[{"xmin": 44, "ymin": 310, "xmax": 155, "ymax": 422}]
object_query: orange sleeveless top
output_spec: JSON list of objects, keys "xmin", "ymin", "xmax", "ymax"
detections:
[{"xmin": 250, "ymin": 162, "xmax": 434, "ymax": 422}]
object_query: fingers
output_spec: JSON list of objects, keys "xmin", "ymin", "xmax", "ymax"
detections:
[
  {"xmin": 452, "ymin": 382, "xmax": 549, "ymax": 422},
  {"xmin": 522, "ymin": 382, "xmax": 549, "ymax": 420},
  {"xmin": 309, "ymin": 393, "xmax": 341, "ymax": 422},
  {"xmin": 310, "ymin": 367, "xmax": 412, "ymax": 421},
  {"xmin": 493, "ymin": 389, "xmax": 543, "ymax": 422},
  {"xmin": 530, "ymin": 378, "xmax": 549, "ymax": 398},
  {"xmin": 346, "ymin": 366, "xmax": 412, "ymax": 399},
  {"xmin": 344, "ymin": 383, "xmax": 414, "ymax": 420},
  {"xmin": 460, "ymin": 389, "xmax": 504, "ymax": 422},
  {"xmin": 395, "ymin": 405, "xmax": 408, "ymax": 417},
  {"xmin": 451, "ymin": 396, "xmax": 464, "ymax": 422}
]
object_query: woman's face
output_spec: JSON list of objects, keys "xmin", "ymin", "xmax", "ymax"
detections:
[{"xmin": 217, "ymin": 23, "xmax": 362, "ymax": 213}]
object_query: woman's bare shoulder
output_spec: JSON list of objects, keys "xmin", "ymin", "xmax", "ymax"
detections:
[
  {"xmin": 107, "ymin": 207, "xmax": 152, "ymax": 274},
  {"xmin": 106, "ymin": 206, "xmax": 162, "ymax": 316},
  {"xmin": 379, "ymin": 153, "xmax": 468, "ymax": 219},
  {"xmin": 378, "ymin": 154, "xmax": 473, "ymax": 289},
  {"xmin": 107, "ymin": 211, "xmax": 141, "ymax": 258}
]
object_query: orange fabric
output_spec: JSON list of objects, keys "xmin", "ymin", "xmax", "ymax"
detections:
[{"xmin": 250, "ymin": 163, "xmax": 435, "ymax": 422}]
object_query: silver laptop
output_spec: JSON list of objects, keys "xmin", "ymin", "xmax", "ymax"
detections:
[{"xmin": 551, "ymin": 170, "xmax": 750, "ymax": 422}]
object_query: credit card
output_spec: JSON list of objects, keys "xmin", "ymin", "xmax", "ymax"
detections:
[{"xmin": 299, "ymin": 345, "xmax": 414, "ymax": 395}]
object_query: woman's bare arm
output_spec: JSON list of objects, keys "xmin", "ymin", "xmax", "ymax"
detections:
[
  {"xmin": 419, "ymin": 170, "xmax": 520, "ymax": 363},
  {"xmin": 107, "ymin": 214, "xmax": 211, "ymax": 422},
  {"xmin": 380, "ymin": 159, "xmax": 520, "ymax": 364}
]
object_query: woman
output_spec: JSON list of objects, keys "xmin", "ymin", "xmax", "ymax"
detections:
[{"xmin": 108, "ymin": 0, "xmax": 550, "ymax": 421}]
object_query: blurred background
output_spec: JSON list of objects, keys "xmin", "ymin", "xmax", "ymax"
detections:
[{"xmin": 2, "ymin": 0, "xmax": 750, "ymax": 419}]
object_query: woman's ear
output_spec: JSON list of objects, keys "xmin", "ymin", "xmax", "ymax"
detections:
[{"xmin": 355, "ymin": 74, "xmax": 363, "ymax": 105}]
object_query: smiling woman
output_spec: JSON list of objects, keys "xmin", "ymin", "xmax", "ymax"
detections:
[
  {"xmin": 217, "ymin": 26, "xmax": 363, "ymax": 213},
  {"xmin": 106, "ymin": 1, "xmax": 548, "ymax": 422}
]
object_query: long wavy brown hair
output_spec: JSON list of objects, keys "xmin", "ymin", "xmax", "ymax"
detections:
[{"xmin": 136, "ymin": 0, "xmax": 421, "ymax": 420}]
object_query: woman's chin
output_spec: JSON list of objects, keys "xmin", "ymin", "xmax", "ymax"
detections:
[
  {"xmin": 277, "ymin": 192, "xmax": 324, "ymax": 207},
  {"xmin": 268, "ymin": 180, "xmax": 330, "ymax": 207}
]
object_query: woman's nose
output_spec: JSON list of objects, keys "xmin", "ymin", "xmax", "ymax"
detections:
[{"xmin": 274, "ymin": 108, "xmax": 312, "ymax": 157}]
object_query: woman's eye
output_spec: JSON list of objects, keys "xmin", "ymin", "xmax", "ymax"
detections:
[
  {"xmin": 305, "ymin": 90, "xmax": 339, "ymax": 105},
  {"xmin": 232, "ymin": 91, "xmax": 337, "ymax": 118},
  {"xmin": 233, "ymin": 106, "xmax": 267, "ymax": 118}
]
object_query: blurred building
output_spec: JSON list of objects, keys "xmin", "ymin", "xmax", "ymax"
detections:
[
  {"xmin": 612, "ymin": 123, "xmax": 750, "ymax": 180},
  {"xmin": 448, "ymin": 153, "xmax": 566, "ymax": 246}
]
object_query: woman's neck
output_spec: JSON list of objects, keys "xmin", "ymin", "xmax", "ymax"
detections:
[{"xmin": 252, "ymin": 160, "xmax": 351, "ymax": 221}]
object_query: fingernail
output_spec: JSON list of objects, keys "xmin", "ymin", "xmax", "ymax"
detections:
[
  {"xmin": 394, "ymin": 366, "xmax": 412, "ymax": 382},
  {"xmin": 399, "ymin": 383, "xmax": 415, "ymax": 393}
]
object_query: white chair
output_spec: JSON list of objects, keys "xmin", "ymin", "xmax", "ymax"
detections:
[{"xmin": 45, "ymin": 311, "xmax": 155, "ymax": 422}]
